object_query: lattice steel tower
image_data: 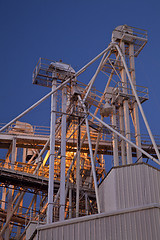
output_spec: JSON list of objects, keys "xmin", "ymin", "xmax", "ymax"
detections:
[{"xmin": 0, "ymin": 25, "xmax": 160, "ymax": 239}]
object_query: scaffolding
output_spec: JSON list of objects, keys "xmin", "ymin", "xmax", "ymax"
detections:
[{"xmin": 0, "ymin": 25, "xmax": 160, "ymax": 239}]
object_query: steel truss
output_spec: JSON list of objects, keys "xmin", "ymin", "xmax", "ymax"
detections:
[{"xmin": 0, "ymin": 25, "xmax": 160, "ymax": 239}]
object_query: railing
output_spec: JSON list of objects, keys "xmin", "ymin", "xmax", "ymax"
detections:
[
  {"xmin": 32, "ymin": 58, "xmax": 105, "ymax": 105},
  {"xmin": 0, "ymin": 156, "xmax": 104, "ymax": 179},
  {"xmin": 112, "ymin": 25, "xmax": 148, "ymax": 57},
  {"xmin": 109, "ymin": 81, "xmax": 149, "ymax": 102},
  {"xmin": 32, "ymin": 57, "xmax": 54, "ymax": 85},
  {"xmin": 113, "ymin": 25, "xmax": 148, "ymax": 41},
  {"xmin": 1, "ymin": 122, "xmax": 160, "ymax": 147},
  {"xmin": 129, "ymin": 26, "xmax": 148, "ymax": 40},
  {"xmin": 32, "ymin": 57, "xmax": 76, "ymax": 87},
  {"xmin": 0, "ymin": 122, "xmax": 50, "ymax": 136}
]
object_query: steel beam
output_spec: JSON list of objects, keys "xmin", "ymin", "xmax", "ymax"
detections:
[
  {"xmin": 47, "ymin": 77, "xmax": 57, "ymax": 224},
  {"xmin": 89, "ymin": 112, "xmax": 160, "ymax": 166},
  {"xmin": 119, "ymin": 105, "xmax": 126, "ymax": 164},
  {"xmin": 111, "ymin": 106, "xmax": 119, "ymax": 166},
  {"xmin": 59, "ymin": 86, "xmax": 67, "ymax": 221},
  {"xmin": 129, "ymin": 43, "xmax": 142, "ymax": 162},
  {"xmin": 120, "ymin": 41, "xmax": 132, "ymax": 164},
  {"xmin": 83, "ymin": 47, "xmax": 111, "ymax": 103},
  {"xmin": 78, "ymin": 95, "xmax": 100, "ymax": 213},
  {"xmin": 76, "ymin": 117, "xmax": 81, "ymax": 217},
  {"xmin": 116, "ymin": 43, "xmax": 160, "ymax": 161},
  {"xmin": 0, "ymin": 191, "xmax": 25, "ymax": 238},
  {"xmin": 0, "ymin": 44, "xmax": 114, "ymax": 134}
]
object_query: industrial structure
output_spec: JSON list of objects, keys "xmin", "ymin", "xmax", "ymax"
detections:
[{"xmin": 0, "ymin": 25, "xmax": 160, "ymax": 239}]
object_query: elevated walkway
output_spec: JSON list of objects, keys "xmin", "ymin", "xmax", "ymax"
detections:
[{"xmin": 0, "ymin": 130, "xmax": 160, "ymax": 157}]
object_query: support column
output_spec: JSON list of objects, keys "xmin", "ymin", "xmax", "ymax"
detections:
[
  {"xmin": 119, "ymin": 104, "xmax": 126, "ymax": 165},
  {"xmin": 116, "ymin": 43, "xmax": 160, "ymax": 161},
  {"xmin": 1, "ymin": 188, "xmax": 6, "ymax": 210},
  {"xmin": 129, "ymin": 43, "xmax": 142, "ymax": 162},
  {"xmin": 59, "ymin": 86, "xmax": 67, "ymax": 221},
  {"xmin": 85, "ymin": 193, "xmax": 88, "ymax": 215},
  {"xmin": 76, "ymin": 117, "xmax": 81, "ymax": 218},
  {"xmin": 69, "ymin": 186, "xmax": 72, "ymax": 219},
  {"xmin": 22, "ymin": 148, "xmax": 27, "ymax": 163},
  {"xmin": 120, "ymin": 42, "xmax": 132, "ymax": 164},
  {"xmin": 85, "ymin": 118, "xmax": 100, "ymax": 213},
  {"xmin": 5, "ymin": 138, "xmax": 17, "ymax": 240},
  {"xmin": 78, "ymin": 95, "xmax": 100, "ymax": 213},
  {"xmin": 111, "ymin": 106, "xmax": 119, "ymax": 166},
  {"xmin": 1, "ymin": 148, "xmax": 10, "ymax": 210},
  {"xmin": 47, "ymin": 76, "xmax": 57, "ymax": 224},
  {"xmin": 16, "ymin": 197, "xmax": 23, "ymax": 239},
  {"xmin": 16, "ymin": 147, "xmax": 27, "ymax": 237}
]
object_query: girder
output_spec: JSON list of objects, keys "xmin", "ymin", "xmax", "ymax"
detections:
[{"xmin": 1, "ymin": 25, "xmax": 160, "ymax": 239}]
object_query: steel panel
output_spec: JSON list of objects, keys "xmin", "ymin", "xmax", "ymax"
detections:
[
  {"xmin": 35, "ymin": 163, "xmax": 160, "ymax": 240},
  {"xmin": 36, "ymin": 205, "xmax": 160, "ymax": 240},
  {"xmin": 99, "ymin": 163, "xmax": 160, "ymax": 212}
]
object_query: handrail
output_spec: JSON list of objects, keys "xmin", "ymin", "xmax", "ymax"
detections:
[{"xmin": 1, "ymin": 122, "xmax": 160, "ymax": 146}]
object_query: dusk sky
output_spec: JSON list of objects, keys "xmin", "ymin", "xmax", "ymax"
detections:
[
  {"xmin": 1, "ymin": 2, "xmax": 160, "ymax": 237},
  {"xmin": 1, "ymin": 0, "xmax": 160, "ymax": 137}
]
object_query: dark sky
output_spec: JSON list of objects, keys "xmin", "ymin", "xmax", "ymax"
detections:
[{"xmin": 0, "ymin": 0, "xmax": 160, "ymax": 136}]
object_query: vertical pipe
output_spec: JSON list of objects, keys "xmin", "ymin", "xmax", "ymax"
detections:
[
  {"xmin": 111, "ymin": 106, "xmax": 119, "ymax": 166},
  {"xmin": 76, "ymin": 117, "xmax": 81, "ymax": 218},
  {"xmin": 116, "ymin": 43, "xmax": 160, "ymax": 161},
  {"xmin": 22, "ymin": 148, "xmax": 27, "ymax": 163},
  {"xmin": 85, "ymin": 117, "xmax": 100, "ymax": 213},
  {"xmin": 133, "ymin": 104, "xmax": 142, "ymax": 161},
  {"xmin": 69, "ymin": 186, "xmax": 72, "ymax": 219},
  {"xmin": 123, "ymin": 101, "xmax": 132, "ymax": 164},
  {"xmin": 0, "ymin": 45, "xmax": 113, "ymax": 134},
  {"xmin": 1, "ymin": 188, "xmax": 6, "ymax": 210},
  {"xmin": 120, "ymin": 42, "xmax": 132, "ymax": 164},
  {"xmin": 5, "ymin": 137, "xmax": 17, "ymax": 240},
  {"xmin": 47, "ymin": 76, "xmax": 57, "ymax": 224},
  {"xmin": 11, "ymin": 137, "xmax": 17, "ymax": 168},
  {"xmin": 59, "ymin": 86, "xmax": 67, "ymax": 221},
  {"xmin": 1, "ymin": 147, "xmax": 11, "ymax": 210},
  {"xmin": 85, "ymin": 193, "xmax": 88, "ymax": 215},
  {"xmin": 119, "ymin": 105, "xmax": 126, "ymax": 165},
  {"xmin": 89, "ymin": 112, "xmax": 160, "ymax": 165},
  {"xmin": 129, "ymin": 43, "xmax": 142, "ymax": 162}
]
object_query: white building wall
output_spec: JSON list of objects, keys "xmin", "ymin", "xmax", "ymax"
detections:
[
  {"xmin": 36, "ymin": 205, "xmax": 160, "ymax": 240},
  {"xmin": 99, "ymin": 163, "xmax": 160, "ymax": 212},
  {"xmin": 29, "ymin": 163, "xmax": 160, "ymax": 240}
]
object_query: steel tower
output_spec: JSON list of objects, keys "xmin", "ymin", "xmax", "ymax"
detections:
[{"xmin": 0, "ymin": 25, "xmax": 160, "ymax": 239}]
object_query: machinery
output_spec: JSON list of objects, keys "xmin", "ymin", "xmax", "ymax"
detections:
[{"xmin": 0, "ymin": 25, "xmax": 160, "ymax": 239}]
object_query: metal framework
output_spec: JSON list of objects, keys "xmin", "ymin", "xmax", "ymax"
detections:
[{"xmin": 0, "ymin": 25, "xmax": 160, "ymax": 239}]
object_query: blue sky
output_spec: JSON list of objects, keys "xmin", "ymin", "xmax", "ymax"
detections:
[{"xmin": 0, "ymin": 0, "xmax": 160, "ymax": 135}]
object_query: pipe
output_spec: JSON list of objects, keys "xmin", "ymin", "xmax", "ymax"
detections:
[
  {"xmin": 47, "ymin": 78, "xmax": 57, "ymax": 224},
  {"xmin": 78, "ymin": 95, "xmax": 101, "ymax": 213},
  {"xmin": 83, "ymin": 46, "xmax": 112, "ymax": 102},
  {"xmin": 59, "ymin": 86, "xmax": 67, "ymax": 221},
  {"xmin": 0, "ymin": 45, "xmax": 113, "ymax": 133},
  {"xmin": 115, "ymin": 44, "xmax": 160, "ymax": 161},
  {"xmin": 89, "ymin": 112, "xmax": 160, "ymax": 166}
]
